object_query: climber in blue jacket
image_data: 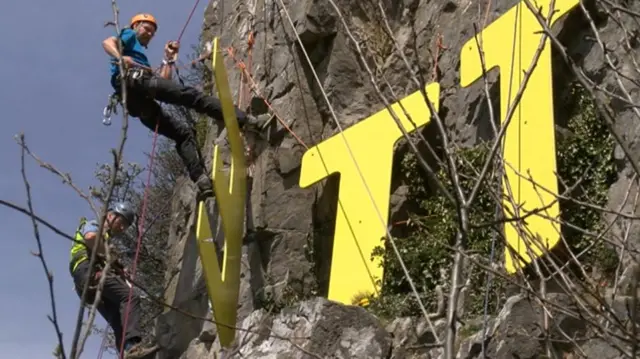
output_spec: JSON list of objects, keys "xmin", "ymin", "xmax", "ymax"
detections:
[{"xmin": 102, "ymin": 13, "xmax": 272, "ymax": 200}]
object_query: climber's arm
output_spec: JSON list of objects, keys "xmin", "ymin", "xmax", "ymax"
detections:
[
  {"xmin": 158, "ymin": 40, "xmax": 179, "ymax": 79},
  {"xmin": 102, "ymin": 36, "xmax": 122, "ymax": 59},
  {"xmin": 81, "ymin": 221, "xmax": 107, "ymax": 258},
  {"xmin": 159, "ymin": 60, "xmax": 173, "ymax": 79}
]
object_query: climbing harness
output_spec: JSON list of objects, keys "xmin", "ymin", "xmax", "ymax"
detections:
[
  {"xmin": 76, "ymin": 262, "xmax": 131, "ymax": 300},
  {"xmin": 100, "ymin": 67, "xmax": 150, "ymax": 126}
]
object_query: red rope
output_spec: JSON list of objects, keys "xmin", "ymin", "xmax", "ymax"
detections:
[
  {"xmin": 176, "ymin": 0, "xmax": 203, "ymax": 43},
  {"xmin": 113, "ymin": 1, "xmax": 204, "ymax": 357},
  {"xmin": 117, "ymin": 122, "xmax": 159, "ymax": 358},
  {"xmin": 96, "ymin": 329, "xmax": 108, "ymax": 359}
]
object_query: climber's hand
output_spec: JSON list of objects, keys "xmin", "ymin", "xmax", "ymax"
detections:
[{"xmin": 164, "ymin": 41, "xmax": 180, "ymax": 61}]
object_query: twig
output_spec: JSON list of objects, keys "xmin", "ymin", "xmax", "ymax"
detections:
[
  {"xmin": 465, "ymin": 3, "xmax": 553, "ymax": 207},
  {"xmin": 69, "ymin": 0, "xmax": 130, "ymax": 357},
  {"xmin": 16, "ymin": 133, "xmax": 66, "ymax": 359},
  {"xmin": 15, "ymin": 138, "xmax": 98, "ymax": 217},
  {"xmin": 0, "ymin": 199, "xmax": 78, "ymax": 243},
  {"xmin": 522, "ymin": 0, "xmax": 640, "ymax": 182},
  {"xmin": 373, "ymin": 3, "xmax": 450, "ymax": 179},
  {"xmin": 123, "ymin": 273, "xmax": 317, "ymax": 343},
  {"xmin": 577, "ymin": 0, "xmax": 640, "ymax": 123},
  {"xmin": 514, "ymin": 6, "xmax": 640, "ymax": 353},
  {"xmin": 442, "ymin": 0, "xmax": 557, "ymax": 351},
  {"xmin": 315, "ymin": 0, "xmax": 444, "ymax": 340},
  {"xmin": 372, "ymin": 0, "xmax": 458, "ymax": 205},
  {"xmin": 461, "ymin": 254, "xmax": 635, "ymax": 354}
]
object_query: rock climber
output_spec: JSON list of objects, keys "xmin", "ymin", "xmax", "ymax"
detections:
[
  {"xmin": 69, "ymin": 202, "xmax": 157, "ymax": 359},
  {"xmin": 101, "ymin": 13, "xmax": 272, "ymax": 200}
]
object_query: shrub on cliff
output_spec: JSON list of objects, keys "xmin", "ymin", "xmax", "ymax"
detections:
[{"xmin": 367, "ymin": 82, "xmax": 619, "ymax": 319}]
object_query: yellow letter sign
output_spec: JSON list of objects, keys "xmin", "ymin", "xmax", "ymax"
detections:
[
  {"xmin": 195, "ymin": 37, "xmax": 246, "ymax": 347},
  {"xmin": 460, "ymin": 0, "xmax": 578, "ymax": 273},
  {"xmin": 299, "ymin": 84, "xmax": 440, "ymax": 305}
]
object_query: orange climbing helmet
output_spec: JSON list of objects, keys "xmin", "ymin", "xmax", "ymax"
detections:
[{"xmin": 130, "ymin": 13, "xmax": 157, "ymax": 30}]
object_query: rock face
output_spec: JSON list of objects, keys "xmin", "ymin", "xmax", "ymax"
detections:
[
  {"xmin": 152, "ymin": 0, "xmax": 640, "ymax": 357},
  {"xmin": 186, "ymin": 297, "xmax": 392, "ymax": 358}
]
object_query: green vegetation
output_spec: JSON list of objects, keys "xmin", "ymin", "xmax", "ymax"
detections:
[
  {"xmin": 556, "ymin": 84, "xmax": 619, "ymax": 278},
  {"xmin": 365, "ymin": 82, "xmax": 619, "ymax": 319},
  {"xmin": 366, "ymin": 143, "xmax": 507, "ymax": 318},
  {"xmin": 195, "ymin": 115, "xmax": 209, "ymax": 149}
]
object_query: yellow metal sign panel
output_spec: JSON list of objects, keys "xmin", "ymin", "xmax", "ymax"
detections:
[
  {"xmin": 460, "ymin": 0, "xmax": 579, "ymax": 273},
  {"xmin": 299, "ymin": 84, "xmax": 440, "ymax": 305},
  {"xmin": 195, "ymin": 37, "xmax": 246, "ymax": 347}
]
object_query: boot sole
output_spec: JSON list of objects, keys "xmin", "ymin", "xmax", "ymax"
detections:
[{"xmin": 124, "ymin": 345, "xmax": 160, "ymax": 359}]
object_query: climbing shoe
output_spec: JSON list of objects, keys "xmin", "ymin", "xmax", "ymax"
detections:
[
  {"xmin": 243, "ymin": 227, "xmax": 277, "ymax": 245},
  {"xmin": 243, "ymin": 113, "xmax": 273, "ymax": 132},
  {"xmin": 195, "ymin": 174, "xmax": 214, "ymax": 200},
  {"xmin": 123, "ymin": 343, "xmax": 159, "ymax": 359}
]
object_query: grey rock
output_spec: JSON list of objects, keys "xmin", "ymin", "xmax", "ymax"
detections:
[
  {"xmin": 154, "ymin": 178, "xmax": 209, "ymax": 359},
  {"xmin": 456, "ymin": 294, "xmax": 586, "ymax": 359},
  {"xmin": 215, "ymin": 297, "xmax": 392, "ymax": 358},
  {"xmin": 386, "ymin": 316, "xmax": 444, "ymax": 359}
]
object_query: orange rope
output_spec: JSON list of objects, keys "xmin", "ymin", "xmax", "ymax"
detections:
[
  {"xmin": 226, "ymin": 45, "xmax": 308, "ymax": 149},
  {"xmin": 244, "ymin": 32, "xmax": 254, "ymax": 111},
  {"xmin": 242, "ymin": 33, "xmax": 255, "ymax": 171},
  {"xmin": 169, "ymin": 34, "xmax": 308, "ymax": 150},
  {"xmin": 431, "ymin": 33, "xmax": 447, "ymax": 82}
]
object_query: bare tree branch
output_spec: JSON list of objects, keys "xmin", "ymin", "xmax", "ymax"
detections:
[
  {"xmin": 69, "ymin": 1, "xmax": 130, "ymax": 357},
  {"xmin": 16, "ymin": 133, "xmax": 66, "ymax": 359},
  {"xmin": 16, "ymin": 137, "xmax": 98, "ymax": 217},
  {"xmin": 0, "ymin": 199, "xmax": 77, "ymax": 243}
]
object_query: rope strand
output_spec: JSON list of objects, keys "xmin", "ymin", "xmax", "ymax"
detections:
[
  {"xmin": 117, "ymin": 121, "xmax": 159, "ymax": 357},
  {"xmin": 97, "ymin": 1, "xmax": 203, "ymax": 357}
]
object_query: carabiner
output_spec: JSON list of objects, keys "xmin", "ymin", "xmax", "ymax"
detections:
[
  {"xmin": 102, "ymin": 105, "xmax": 112, "ymax": 126},
  {"xmin": 102, "ymin": 93, "xmax": 120, "ymax": 126}
]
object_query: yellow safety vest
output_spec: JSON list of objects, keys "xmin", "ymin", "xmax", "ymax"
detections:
[{"xmin": 69, "ymin": 217, "xmax": 110, "ymax": 273}]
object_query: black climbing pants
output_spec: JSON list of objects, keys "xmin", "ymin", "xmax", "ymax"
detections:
[
  {"xmin": 71, "ymin": 261, "xmax": 142, "ymax": 352},
  {"xmin": 113, "ymin": 68, "xmax": 250, "ymax": 182}
]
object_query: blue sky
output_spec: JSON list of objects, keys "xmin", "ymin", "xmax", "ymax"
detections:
[{"xmin": 0, "ymin": 0, "xmax": 209, "ymax": 357}]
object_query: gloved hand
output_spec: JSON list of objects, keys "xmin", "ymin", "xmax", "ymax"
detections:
[
  {"xmin": 122, "ymin": 266, "xmax": 131, "ymax": 279},
  {"xmin": 93, "ymin": 270, "xmax": 103, "ymax": 284},
  {"xmin": 164, "ymin": 40, "xmax": 180, "ymax": 62}
]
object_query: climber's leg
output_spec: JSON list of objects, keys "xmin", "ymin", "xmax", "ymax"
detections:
[
  {"xmin": 131, "ymin": 96, "xmax": 213, "ymax": 197},
  {"xmin": 126, "ymin": 69, "xmax": 271, "ymax": 131},
  {"xmin": 70, "ymin": 261, "xmax": 127, "ymax": 351},
  {"xmin": 102, "ymin": 277, "xmax": 143, "ymax": 349},
  {"xmin": 97, "ymin": 296, "xmax": 126, "ymax": 351}
]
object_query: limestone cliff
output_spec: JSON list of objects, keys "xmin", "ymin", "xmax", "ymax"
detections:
[{"xmin": 153, "ymin": 0, "xmax": 640, "ymax": 358}]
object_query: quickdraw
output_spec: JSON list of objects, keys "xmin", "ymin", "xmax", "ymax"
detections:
[
  {"xmin": 102, "ymin": 92, "xmax": 121, "ymax": 126},
  {"xmin": 102, "ymin": 68, "xmax": 151, "ymax": 126}
]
